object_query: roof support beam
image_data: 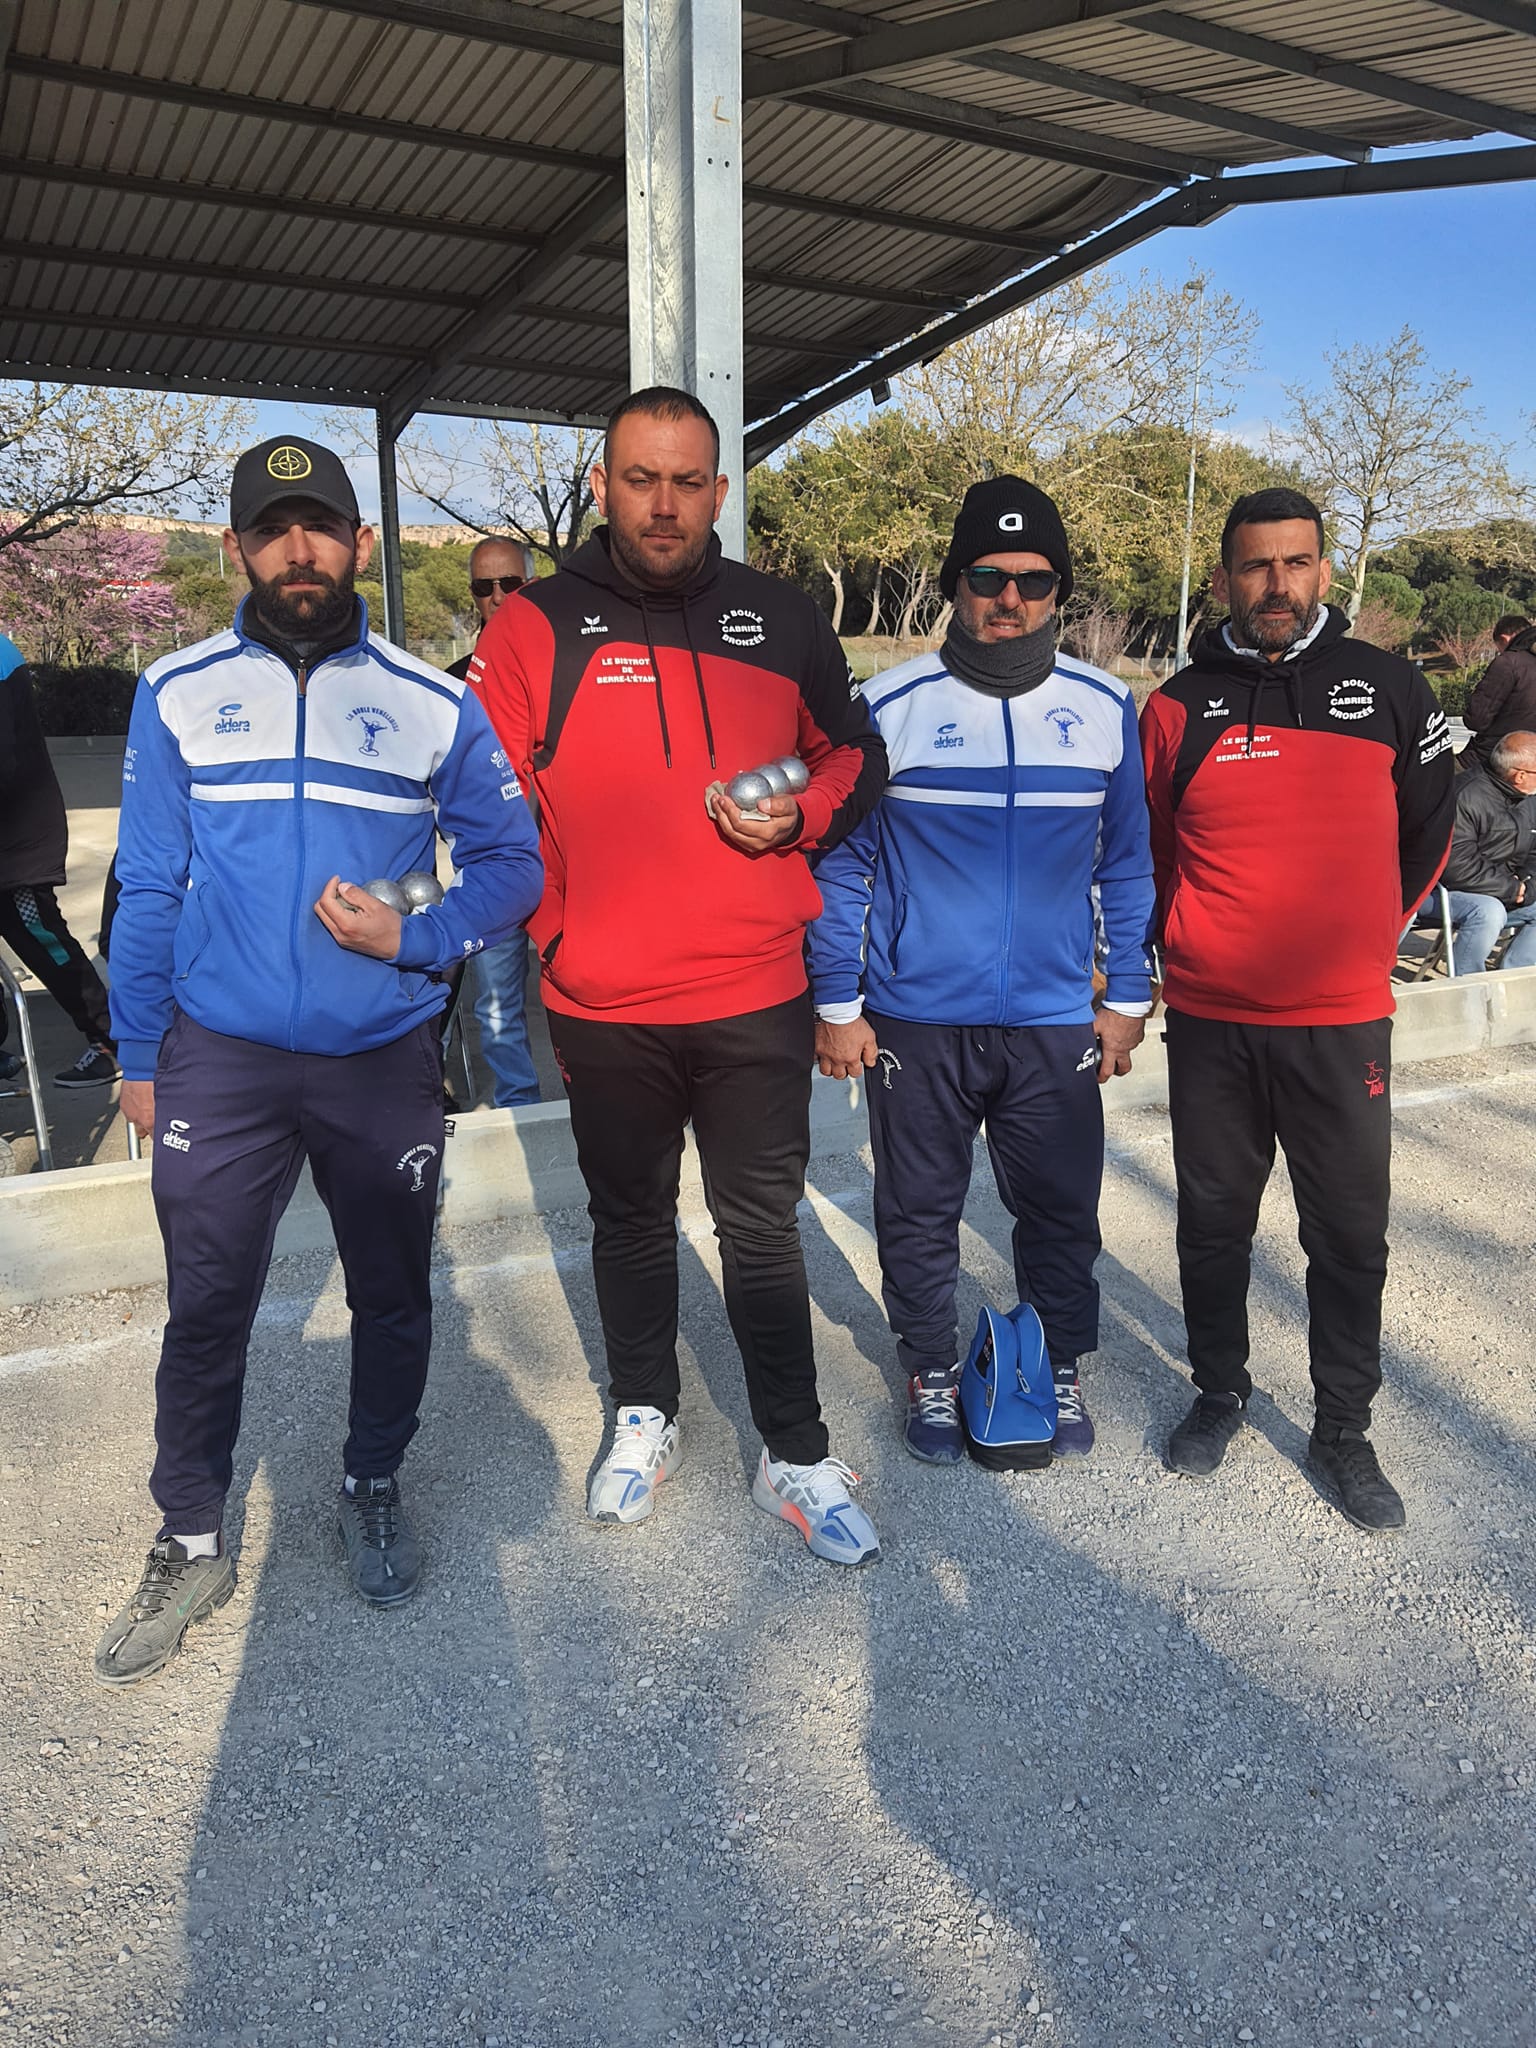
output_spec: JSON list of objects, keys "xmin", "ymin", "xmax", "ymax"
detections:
[
  {"xmin": 0, "ymin": 238, "xmax": 864, "ymax": 361},
  {"xmin": 8, "ymin": 56, "xmax": 1056, "ymax": 258},
  {"xmin": 744, "ymin": 143, "xmax": 1536, "ymax": 462},
  {"xmin": 963, "ymin": 49, "xmax": 1372, "ymax": 162},
  {"xmin": 744, "ymin": 1, "xmax": 1169, "ymax": 97},
  {"xmin": 1136, "ymin": 12, "xmax": 1536, "ymax": 145},
  {"xmin": 1406, "ymin": 1, "xmax": 1536, "ymax": 33},
  {"xmin": 295, "ymin": 0, "xmax": 621, "ymax": 65},
  {"xmin": 792, "ymin": 79, "xmax": 1215, "ymax": 182}
]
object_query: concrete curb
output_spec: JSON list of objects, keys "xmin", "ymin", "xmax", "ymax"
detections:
[{"xmin": 5, "ymin": 967, "xmax": 1536, "ymax": 1307}]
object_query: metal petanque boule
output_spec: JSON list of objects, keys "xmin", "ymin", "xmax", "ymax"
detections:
[
  {"xmin": 399, "ymin": 871, "xmax": 445, "ymax": 912},
  {"xmin": 757, "ymin": 760, "xmax": 792, "ymax": 797},
  {"xmin": 725, "ymin": 769, "xmax": 774, "ymax": 814},
  {"xmin": 362, "ymin": 877, "xmax": 410, "ymax": 915},
  {"xmin": 773, "ymin": 756, "xmax": 811, "ymax": 794}
]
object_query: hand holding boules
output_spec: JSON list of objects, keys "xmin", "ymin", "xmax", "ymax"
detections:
[
  {"xmin": 707, "ymin": 782, "xmax": 802, "ymax": 855},
  {"xmin": 314, "ymin": 875, "xmax": 404, "ymax": 959}
]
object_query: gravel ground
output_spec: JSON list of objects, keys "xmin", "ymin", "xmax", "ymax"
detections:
[{"xmin": 3, "ymin": 1045, "xmax": 1534, "ymax": 2048}]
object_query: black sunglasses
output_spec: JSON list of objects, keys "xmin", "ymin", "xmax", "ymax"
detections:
[
  {"xmin": 962, "ymin": 566, "xmax": 1059, "ymax": 601},
  {"xmin": 470, "ymin": 576, "xmax": 525, "ymax": 598}
]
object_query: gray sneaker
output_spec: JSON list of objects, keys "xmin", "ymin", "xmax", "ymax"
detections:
[
  {"xmin": 94, "ymin": 1539, "xmax": 236, "ymax": 1688},
  {"xmin": 336, "ymin": 1477, "xmax": 422, "ymax": 1606}
]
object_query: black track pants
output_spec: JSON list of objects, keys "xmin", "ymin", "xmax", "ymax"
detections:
[
  {"xmin": 864, "ymin": 1013, "xmax": 1105, "ymax": 1377},
  {"xmin": 548, "ymin": 994, "xmax": 828, "ymax": 1466},
  {"xmin": 1164, "ymin": 1008, "xmax": 1392, "ymax": 1433},
  {"xmin": 0, "ymin": 884, "xmax": 114, "ymax": 1050}
]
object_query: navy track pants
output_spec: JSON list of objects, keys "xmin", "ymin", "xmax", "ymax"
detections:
[
  {"xmin": 864, "ymin": 1013, "xmax": 1106, "ymax": 1377},
  {"xmin": 148, "ymin": 1011, "xmax": 445, "ymax": 1535}
]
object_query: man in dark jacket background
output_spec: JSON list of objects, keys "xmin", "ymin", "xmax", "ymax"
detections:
[
  {"xmin": 0, "ymin": 630, "xmax": 119, "ymax": 1091},
  {"xmin": 1463, "ymin": 616, "xmax": 1536, "ymax": 768},
  {"xmin": 1440, "ymin": 731, "xmax": 1536, "ymax": 972}
]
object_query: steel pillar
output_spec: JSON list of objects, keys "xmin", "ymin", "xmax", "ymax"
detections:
[
  {"xmin": 375, "ymin": 408, "xmax": 406, "ymax": 644},
  {"xmin": 624, "ymin": 0, "xmax": 745, "ymax": 558}
]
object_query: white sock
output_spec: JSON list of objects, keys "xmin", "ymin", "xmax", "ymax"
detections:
[{"xmin": 171, "ymin": 1531, "xmax": 219, "ymax": 1559}]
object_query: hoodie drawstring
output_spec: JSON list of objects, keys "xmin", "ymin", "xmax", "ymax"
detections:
[
  {"xmin": 637, "ymin": 596, "xmax": 673, "ymax": 770},
  {"xmin": 680, "ymin": 600, "xmax": 717, "ymax": 771}
]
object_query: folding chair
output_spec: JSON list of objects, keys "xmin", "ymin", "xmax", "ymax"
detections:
[
  {"xmin": 1405, "ymin": 885, "xmax": 1458, "ymax": 983},
  {"xmin": 0, "ymin": 949, "xmax": 55, "ymax": 1170}
]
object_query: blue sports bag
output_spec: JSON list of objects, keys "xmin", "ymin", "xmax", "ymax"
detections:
[{"xmin": 959, "ymin": 1302, "xmax": 1058, "ymax": 1471}]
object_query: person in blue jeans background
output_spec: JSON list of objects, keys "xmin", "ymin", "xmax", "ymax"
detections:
[
  {"xmin": 810, "ymin": 476, "xmax": 1154, "ymax": 1468},
  {"xmin": 450, "ymin": 536, "xmax": 541, "ymax": 1105},
  {"xmin": 1440, "ymin": 731, "xmax": 1536, "ymax": 975}
]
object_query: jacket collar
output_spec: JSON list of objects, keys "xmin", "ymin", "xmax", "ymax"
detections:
[{"xmin": 234, "ymin": 593, "xmax": 370, "ymax": 675}]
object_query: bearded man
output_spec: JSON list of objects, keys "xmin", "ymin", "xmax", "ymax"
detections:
[
  {"xmin": 94, "ymin": 436, "xmax": 542, "ymax": 1685},
  {"xmin": 1141, "ymin": 488, "xmax": 1455, "ymax": 1530}
]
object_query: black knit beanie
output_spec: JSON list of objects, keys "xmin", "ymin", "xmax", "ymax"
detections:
[{"xmin": 939, "ymin": 476, "xmax": 1073, "ymax": 606}]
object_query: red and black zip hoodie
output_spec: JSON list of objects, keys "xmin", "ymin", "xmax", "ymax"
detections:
[
  {"xmin": 1140, "ymin": 607, "xmax": 1455, "ymax": 1026},
  {"xmin": 468, "ymin": 529, "xmax": 888, "ymax": 1025}
]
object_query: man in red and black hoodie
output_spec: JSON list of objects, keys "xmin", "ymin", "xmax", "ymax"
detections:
[
  {"xmin": 1141, "ymin": 488, "xmax": 1454, "ymax": 1530},
  {"xmin": 470, "ymin": 387, "xmax": 888, "ymax": 1566}
]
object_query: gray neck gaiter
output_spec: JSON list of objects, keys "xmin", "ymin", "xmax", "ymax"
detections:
[{"xmin": 942, "ymin": 612, "xmax": 1058, "ymax": 697}]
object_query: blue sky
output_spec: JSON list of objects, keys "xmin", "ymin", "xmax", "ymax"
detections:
[{"xmin": 252, "ymin": 143, "xmax": 1533, "ymax": 525}]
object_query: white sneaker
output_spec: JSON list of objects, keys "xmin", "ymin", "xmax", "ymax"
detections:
[
  {"xmin": 751, "ymin": 1450, "xmax": 881, "ymax": 1567},
  {"xmin": 587, "ymin": 1405, "xmax": 681, "ymax": 1524}
]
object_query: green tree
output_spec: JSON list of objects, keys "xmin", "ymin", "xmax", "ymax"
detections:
[{"xmin": 1278, "ymin": 328, "xmax": 1522, "ymax": 621}]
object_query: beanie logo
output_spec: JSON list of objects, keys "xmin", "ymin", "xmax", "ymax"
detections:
[
  {"xmin": 997, "ymin": 511, "xmax": 1025, "ymax": 532},
  {"xmin": 266, "ymin": 444, "xmax": 313, "ymax": 482}
]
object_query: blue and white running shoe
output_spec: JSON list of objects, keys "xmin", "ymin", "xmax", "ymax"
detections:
[
  {"xmin": 1051, "ymin": 1367, "xmax": 1095, "ymax": 1461},
  {"xmin": 904, "ymin": 1369, "xmax": 963, "ymax": 1464},
  {"xmin": 752, "ymin": 1450, "xmax": 881, "ymax": 1567},
  {"xmin": 588, "ymin": 1406, "xmax": 681, "ymax": 1524}
]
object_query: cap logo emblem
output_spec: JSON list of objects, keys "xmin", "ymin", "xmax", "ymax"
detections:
[
  {"xmin": 997, "ymin": 511, "xmax": 1025, "ymax": 532},
  {"xmin": 267, "ymin": 444, "xmax": 313, "ymax": 482}
]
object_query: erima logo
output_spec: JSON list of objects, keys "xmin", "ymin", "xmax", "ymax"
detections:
[
  {"xmin": 580, "ymin": 614, "xmax": 607, "ymax": 636},
  {"xmin": 719, "ymin": 607, "xmax": 765, "ymax": 648},
  {"xmin": 347, "ymin": 704, "xmax": 399, "ymax": 756},
  {"xmin": 214, "ymin": 700, "xmax": 251, "ymax": 734},
  {"xmin": 1329, "ymin": 678, "xmax": 1375, "ymax": 722},
  {"xmin": 934, "ymin": 723, "xmax": 965, "ymax": 751},
  {"xmin": 1204, "ymin": 697, "xmax": 1229, "ymax": 719},
  {"xmin": 396, "ymin": 1142, "xmax": 439, "ymax": 1193},
  {"xmin": 161, "ymin": 1118, "xmax": 192, "ymax": 1153}
]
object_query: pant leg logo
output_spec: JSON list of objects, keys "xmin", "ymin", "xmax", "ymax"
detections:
[
  {"xmin": 396, "ymin": 1143, "xmax": 438, "ymax": 1192},
  {"xmin": 1075, "ymin": 1044, "xmax": 1097, "ymax": 1072},
  {"xmin": 1363, "ymin": 1061, "xmax": 1386, "ymax": 1098},
  {"xmin": 161, "ymin": 1118, "xmax": 192, "ymax": 1153},
  {"xmin": 875, "ymin": 1049, "xmax": 903, "ymax": 1090}
]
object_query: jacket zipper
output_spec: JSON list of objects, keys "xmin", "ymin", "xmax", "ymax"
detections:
[
  {"xmin": 999, "ymin": 698, "xmax": 1017, "ymax": 1018},
  {"xmin": 287, "ymin": 662, "xmax": 309, "ymax": 1049}
]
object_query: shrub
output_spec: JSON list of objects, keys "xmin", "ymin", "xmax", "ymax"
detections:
[{"xmin": 30, "ymin": 663, "xmax": 137, "ymax": 736}]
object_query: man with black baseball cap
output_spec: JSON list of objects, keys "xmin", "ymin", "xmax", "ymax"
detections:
[
  {"xmin": 812, "ymin": 476, "xmax": 1154, "ymax": 1467},
  {"xmin": 94, "ymin": 435, "xmax": 542, "ymax": 1685}
]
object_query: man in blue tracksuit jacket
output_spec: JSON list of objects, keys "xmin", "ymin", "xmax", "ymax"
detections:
[
  {"xmin": 95, "ymin": 437, "xmax": 543, "ymax": 1687},
  {"xmin": 810, "ymin": 477, "xmax": 1155, "ymax": 1466}
]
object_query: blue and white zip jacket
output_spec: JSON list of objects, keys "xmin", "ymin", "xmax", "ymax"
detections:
[
  {"xmin": 809, "ymin": 649, "xmax": 1154, "ymax": 1027},
  {"xmin": 110, "ymin": 599, "xmax": 543, "ymax": 1081}
]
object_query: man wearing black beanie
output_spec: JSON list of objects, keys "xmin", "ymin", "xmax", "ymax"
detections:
[{"xmin": 810, "ymin": 476, "xmax": 1155, "ymax": 1468}]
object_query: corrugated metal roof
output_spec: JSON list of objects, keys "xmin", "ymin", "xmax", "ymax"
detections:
[{"xmin": 1, "ymin": 0, "xmax": 1533, "ymax": 439}]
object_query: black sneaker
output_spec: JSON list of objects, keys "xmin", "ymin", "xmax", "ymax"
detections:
[
  {"xmin": 55, "ymin": 1046, "xmax": 120, "ymax": 1089},
  {"xmin": 0, "ymin": 1052, "xmax": 25, "ymax": 1095},
  {"xmin": 1307, "ymin": 1430, "xmax": 1406, "ymax": 1531},
  {"xmin": 93, "ymin": 1539, "xmax": 236, "ymax": 1688},
  {"xmin": 1167, "ymin": 1391, "xmax": 1247, "ymax": 1477},
  {"xmin": 337, "ymin": 1476, "xmax": 422, "ymax": 1606}
]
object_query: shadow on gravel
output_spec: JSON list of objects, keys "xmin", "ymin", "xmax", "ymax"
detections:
[
  {"xmin": 166, "ymin": 1274, "xmax": 561, "ymax": 2048},
  {"xmin": 857, "ymin": 1482, "xmax": 1529, "ymax": 2048}
]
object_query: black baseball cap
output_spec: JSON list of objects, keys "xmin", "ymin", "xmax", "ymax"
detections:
[{"xmin": 229, "ymin": 436, "xmax": 360, "ymax": 531}]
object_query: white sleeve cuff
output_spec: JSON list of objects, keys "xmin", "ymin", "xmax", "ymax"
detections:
[
  {"xmin": 815, "ymin": 1000, "xmax": 866, "ymax": 1025},
  {"xmin": 1103, "ymin": 1000, "xmax": 1153, "ymax": 1019}
]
